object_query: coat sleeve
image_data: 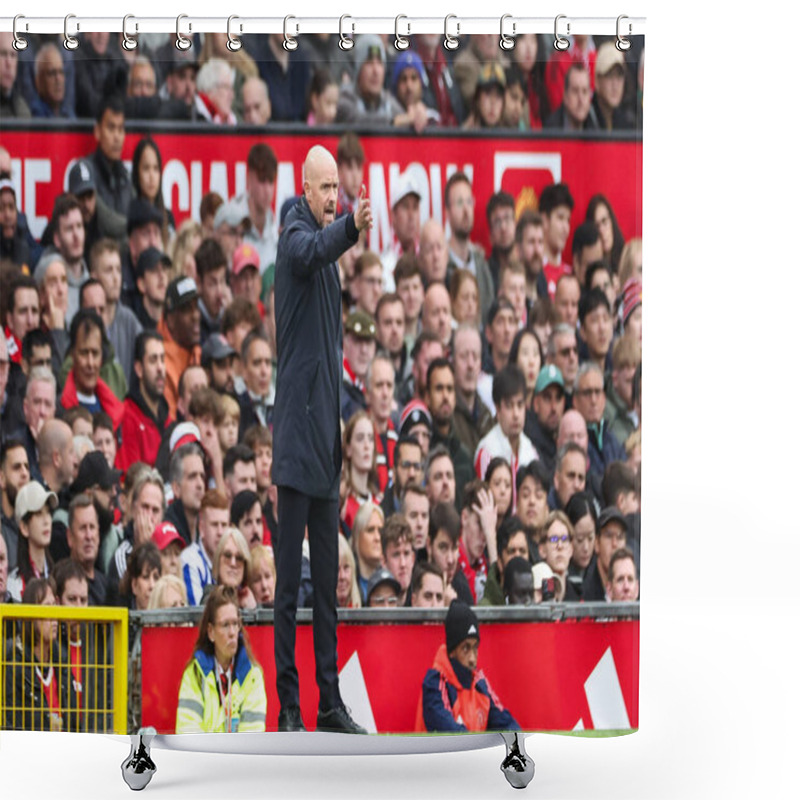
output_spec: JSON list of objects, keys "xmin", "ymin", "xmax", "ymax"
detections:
[
  {"xmin": 478, "ymin": 675, "xmax": 520, "ymax": 731},
  {"xmin": 236, "ymin": 665, "xmax": 267, "ymax": 732},
  {"xmin": 115, "ymin": 412, "xmax": 140, "ymax": 476},
  {"xmin": 175, "ymin": 661, "xmax": 206, "ymax": 733},
  {"xmin": 283, "ymin": 214, "xmax": 357, "ymax": 280},
  {"xmin": 421, "ymin": 669, "xmax": 467, "ymax": 733}
]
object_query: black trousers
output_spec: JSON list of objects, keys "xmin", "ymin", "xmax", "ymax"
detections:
[{"xmin": 274, "ymin": 485, "xmax": 341, "ymax": 712}]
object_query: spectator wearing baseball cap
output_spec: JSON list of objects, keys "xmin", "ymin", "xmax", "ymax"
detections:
[
  {"xmin": 67, "ymin": 159, "xmax": 127, "ymax": 257},
  {"xmin": 524, "ymin": 364, "xmax": 566, "ymax": 477},
  {"xmin": 158, "ymin": 276, "xmax": 202, "ymax": 420},
  {"xmin": 132, "ymin": 246, "xmax": 171, "ymax": 331},
  {"xmin": 365, "ymin": 566, "xmax": 401, "ymax": 608},
  {"xmin": 592, "ymin": 42, "xmax": 636, "ymax": 131},
  {"xmin": 201, "ymin": 333, "xmax": 236, "ymax": 395},
  {"xmin": 121, "ymin": 197, "xmax": 165, "ymax": 309},
  {"xmin": 415, "ymin": 600, "xmax": 519, "ymax": 732},
  {"xmin": 230, "ymin": 243, "xmax": 265, "ymax": 318},
  {"xmin": 5, "ymin": 481, "xmax": 59, "ymax": 602},
  {"xmin": 380, "ymin": 173, "xmax": 422, "ymax": 292},
  {"xmin": 582, "ymin": 505, "xmax": 629, "ymax": 602},
  {"xmin": 342, "ymin": 310, "xmax": 377, "ymax": 423},
  {"xmin": 151, "ymin": 520, "xmax": 186, "ymax": 579}
]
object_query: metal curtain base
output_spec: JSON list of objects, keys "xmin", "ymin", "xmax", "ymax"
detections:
[
  {"xmin": 119, "ymin": 730, "xmax": 533, "ymax": 790},
  {"xmin": 121, "ymin": 728, "xmax": 157, "ymax": 791},
  {"xmin": 500, "ymin": 732, "xmax": 535, "ymax": 789}
]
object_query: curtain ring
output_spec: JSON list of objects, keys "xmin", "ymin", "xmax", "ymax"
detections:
[
  {"xmin": 176, "ymin": 14, "xmax": 192, "ymax": 51},
  {"xmin": 283, "ymin": 15, "xmax": 298, "ymax": 52},
  {"xmin": 227, "ymin": 15, "xmax": 242, "ymax": 52},
  {"xmin": 339, "ymin": 15, "xmax": 354, "ymax": 51},
  {"xmin": 553, "ymin": 14, "xmax": 570, "ymax": 51},
  {"xmin": 63, "ymin": 14, "xmax": 79, "ymax": 51},
  {"xmin": 499, "ymin": 14, "xmax": 516, "ymax": 51},
  {"xmin": 394, "ymin": 15, "xmax": 410, "ymax": 51},
  {"xmin": 443, "ymin": 14, "xmax": 460, "ymax": 52},
  {"xmin": 12, "ymin": 15, "xmax": 28, "ymax": 51},
  {"xmin": 122, "ymin": 15, "xmax": 138, "ymax": 51},
  {"xmin": 616, "ymin": 15, "xmax": 632, "ymax": 51}
]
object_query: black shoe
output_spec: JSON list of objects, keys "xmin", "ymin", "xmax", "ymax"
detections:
[
  {"xmin": 278, "ymin": 705, "xmax": 306, "ymax": 732},
  {"xmin": 316, "ymin": 705, "xmax": 367, "ymax": 734}
]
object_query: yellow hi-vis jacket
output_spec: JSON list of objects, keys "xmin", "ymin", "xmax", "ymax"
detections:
[{"xmin": 175, "ymin": 641, "xmax": 267, "ymax": 733}]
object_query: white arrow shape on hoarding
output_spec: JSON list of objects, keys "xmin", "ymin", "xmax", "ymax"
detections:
[
  {"xmin": 583, "ymin": 647, "xmax": 631, "ymax": 730},
  {"xmin": 338, "ymin": 651, "xmax": 377, "ymax": 734}
]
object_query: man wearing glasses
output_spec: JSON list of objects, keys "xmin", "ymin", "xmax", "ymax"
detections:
[
  {"xmin": 548, "ymin": 323, "xmax": 580, "ymax": 410},
  {"xmin": 572, "ymin": 362, "xmax": 627, "ymax": 476},
  {"xmin": 365, "ymin": 567, "xmax": 402, "ymax": 608}
]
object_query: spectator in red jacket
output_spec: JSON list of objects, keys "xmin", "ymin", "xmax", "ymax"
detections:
[
  {"xmin": 117, "ymin": 331, "xmax": 173, "ymax": 474},
  {"xmin": 60, "ymin": 309, "xmax": 124, "ymax": 429}
]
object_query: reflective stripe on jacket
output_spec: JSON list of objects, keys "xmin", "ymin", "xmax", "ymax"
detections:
[{"xmin": 175, "ymin": 641, "xmax": 267, "ymax": 733}]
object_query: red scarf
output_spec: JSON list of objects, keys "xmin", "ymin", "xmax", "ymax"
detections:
[
  {"xmin": 4, "ymin": 326, "xmax": 21, "ymax": 364},
  {"xmin": 61, "ymin": 370, "xmax": 125, "ymax": 430}
]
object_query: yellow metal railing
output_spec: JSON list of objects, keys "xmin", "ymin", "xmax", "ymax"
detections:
[{"xmin": 0, "ymin": 604, "xmax": 128, "ymax": 733}]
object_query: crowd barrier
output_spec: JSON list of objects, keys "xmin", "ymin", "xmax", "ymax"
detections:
[
  {"xmin": 132, "ymin": 604, "xmax": 639, "ymax": 735},
  {"xmin": 0, "ymin": 604, "xmax": 128, "ymax": 733},
  {"xmin": 0, "ymin": 121, "xmax": 643, "ymax": 257}
]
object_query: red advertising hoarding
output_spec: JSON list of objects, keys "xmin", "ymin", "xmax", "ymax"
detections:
[
  {"xmin": 0, "ymin": 126, "xmax": 642, "ymax": 258},
  {"xmin": 141, "ymin": 619, "xmax": 639, "ymax": 735}
]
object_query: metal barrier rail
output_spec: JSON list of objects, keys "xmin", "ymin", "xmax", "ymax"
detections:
[
  {"xmin": 0, "ymin": 117, "xmax": 643, "ymax": 144},
  {"xmin": 130, "ymin": 602, "xmax": 640, "ymax": 626},
  {"xmin": 0, "ymin": 604, "xmax": 128, "ymax": 733}
]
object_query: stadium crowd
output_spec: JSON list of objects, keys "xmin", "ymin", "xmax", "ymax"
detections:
[{"xmin": 1, "ymin": 29, "xmax": 642, "ymax": 731}]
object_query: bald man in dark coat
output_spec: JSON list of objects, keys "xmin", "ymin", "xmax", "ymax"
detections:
[{"xmin": 272, "ymin": 145, "xmax": 371, "ymax": 733}]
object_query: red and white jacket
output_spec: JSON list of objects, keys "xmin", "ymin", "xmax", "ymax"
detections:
[{"xmin": 474, "ymin": 424, "xmax": 539, "ymax": 513}]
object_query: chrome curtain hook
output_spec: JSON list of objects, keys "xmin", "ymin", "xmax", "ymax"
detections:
[
  {"xmin": 554, "ymin": 14, "xmax": 570, "ymax": 51},
  {"xmin": 227, "ymin": 15, "xmax": 242, "ymax": 52},
  {"xmin": 443, "ymin": 14, "xmax": 460, "ymax": 51},
  {"xmin": 122, "ymin": 15, "xmax": 138, "ymax": 51},
  {"xmin": 283, "ymin": 15, "xmax": 298, "ymax": 52},
  {"xmin": 616, "ymin": 15, "xmax": 632, "ymax": 51},
  {"xmin": 499, "ymin": 14, "xmax": 516, "ymax": 51},
  {"xmin": 63, "ymin": 13, "xmax": 79, "ymax": 51},
  {"xmin": 394, "ymin": 15, "xmax": 410, "ymax": 51},
  {"xmin": 175, "ymin": 14, "xmax": 192, "ymax": 51},
  {"xmin": 339, "ymin": 15, "xmax": 354, "ymax": 50},
  {"xmin": 12, "ymin": 15, "xmax": 28, "ymax": 51}
]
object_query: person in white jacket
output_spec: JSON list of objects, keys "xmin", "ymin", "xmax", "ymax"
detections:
[{"xmin": 474, "ymin": 364, "xmax": 539, "ymax": 513}]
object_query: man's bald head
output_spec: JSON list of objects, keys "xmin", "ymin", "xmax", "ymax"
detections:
[
  {"xmin": 303, "ymin": 146, "xmax": 339, "ymax": 229},
  {"xmin": 419, "ymin": 219, "xmax": 448, "ymax": 283},
  {"xmin": 557, "ymin": 409, "xmax": 588, "ymax": 451},
  {"xmin": 304, "ymin": 146, "xmax": 336, "ymax": 183},
  {"xmin": 38, "ymin": 419, "xmax": 72, "ymax": 461}
]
